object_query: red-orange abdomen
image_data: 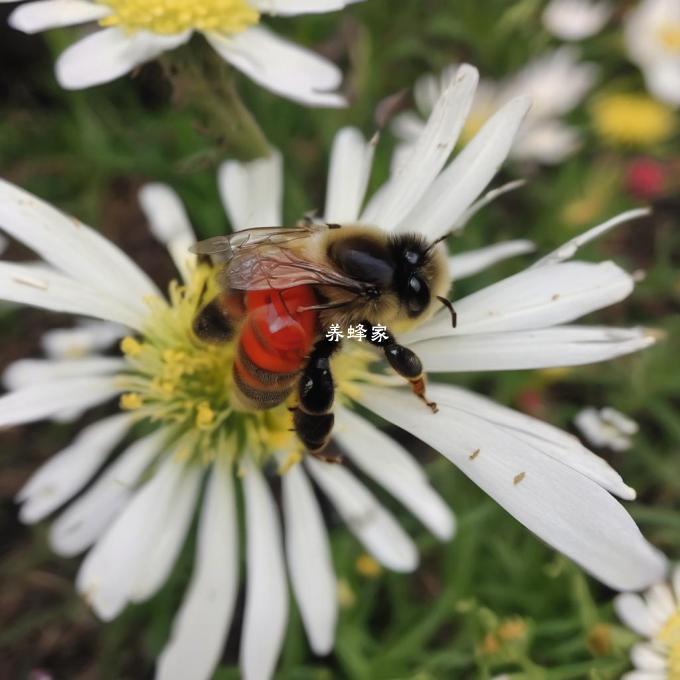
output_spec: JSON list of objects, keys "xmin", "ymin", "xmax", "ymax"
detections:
[{"xmin": 232, "ymin": 286, "xmax": 319, "ymax": 410}]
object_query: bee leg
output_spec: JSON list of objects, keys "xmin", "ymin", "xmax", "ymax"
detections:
[
  {"xmin": 193, "ymin": 292, "xmax": 245, "ymax": 344},
  {"xmin": 362, "ymin": 321, "xmax": 438, "ymax": 414},
  {"xmin": 293, "ymin": 335, "xmax": 342, "ymax": 457}
]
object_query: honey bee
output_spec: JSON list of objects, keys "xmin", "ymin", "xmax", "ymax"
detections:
[{"xmin": 190, "ymin": 222, "xmax": 456, "ymax": 459}]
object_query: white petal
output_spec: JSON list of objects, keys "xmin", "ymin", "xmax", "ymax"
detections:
[
  {"xmin": 335, "ymin": 407, "xmax": 455, "ymax": 539},
  {"xmin": 390, "ymin": 111, "xmax": 426, "ymax": 145},
  {"xmin": 622, "ymin": 672, "xmax": 666, "ymax": 680},
  {"xmin": 41, "ymin": 321, "xmax": 126, "ymax": 359},
  {"xmin": 631, "ymin": 643, "xmax": 667, "ymax": 671},
  {"xmin": 76, "ymin": 457, "xmax": 186, "ymax": 620},
  {"xmin": 412, "ymin": 326, "xmax": 655, "ymax": 373},
  {"xmin": 3, "ymin": 357, "xmax": 124, "ymax": 390},
  {"xmin": 0, "ymin": 375, "xmax": 120, "ymax": 430},
  {"xmin": 645, "ymin": 583, "xmax": 676, "ymax": 625},
  {"xmin": 394, "ymin": 96, "xmax": 529, "ymax": 240},
  {"xmin": 324, "ymin": 127, "xmax": 376, "ymax": 223},
  {"xmin": 575, "ymin": 408, "xmax": 625, "ymax": 451},
  {"xmin": 156, "ymin": 461, "xmax": 239, "ymax": 680},
  {"xmin": 361, "ymin": 64, "xmax": 478, "ymax": 230},
  {"xmin": 449, "ymin": 240, "xmax": 535, "ymax": 280},
  {"xmin": 542, "ymin": 0, "xmax": 612, "ymax": 41},
  {"xmin": 601, "ymin": 407, "xmax": 639, "ymax": 435},
  {"xmin": 531, "ymin": 209, "xmax": 651, "ymax": 268},
  {"xmin": 511, "ymin": 121, "xmax": 581, "ymax": 165},
  {"xmin": 282, "ymin": 464, "xmax": 336, "ymax": 655},
  {"xmin": 9, "ymin": 0, "xmax": 110, "ymax": 33},
  {"xmin": 356, "ymin": 385, "xmax": 667, "ymax": 591},
  {"xmin": 252, "ymin": 0, "xmax": 362, "ymax": 15},
  {"xmin": 240, "ymin": 460, "xmax": 288, "ymax": 680},
  {"xmin": 218, "ymin": 151, "xmax": 283, "ymax": 231},
  {"xmin": 672, "ymin": 564, "xmax": 680, "ymax": 602},
  {"xmin": 407, "ymin": 261, "xmax": 635, "ymax": 342},
  {"xmin": 206, "ymin": 26, "xmax": 346, "ymax": 107},
  {"xmin": 368, "ymin": 384, "xmax": 634, "ymax": 501},
  {"xmin": 414, "ymin": 71, "xmax": 445, "ymax": 118},
  {"xmin": 390, "ymin": 384, "xmax": 635, "ymax": 499},
  {"xmin": 503, "ymin": 47, "xmax": 597, "ymax": 119},
  {"xmin": 49, "ymin": 430, "xmax": 166, "ymax": 556},
  {"xmin": 56, "ymin": 27, "xmax": 190, "ymax": 90},
  {"xmin": 306, "ymin": 458, "xmax": 418, "ymax": 572},
  {"xmin": 130, "ymin": 465, "xmax": 201, "ymax": 602},
  {"xmin": 0, "ymin": 262, "xmax": 145, "ymax": 330},
  {"xmin": 615, "ymin": 593, "xmax": 661, "ymax": 637},
  {"xmin": 138, "ymin": 183, "xmax": 196, "ymax": 282},
  {"xmin": 17, "ymin": 414, "xmax": 131, "ymax": 523},
  {"xmin": 574, "ymin": 407, "xmax": 638, "ymax": 452},
  {"xmin": 0, "ymin": 179, "xmax": 158, "ymax": 318},
  {"xmin": 453, "ymin": 179, "xmax": 526, "ymax": 233},
  {"xmin": 644, "ymin": 60, "xmax": 680, "ymax": 107}
]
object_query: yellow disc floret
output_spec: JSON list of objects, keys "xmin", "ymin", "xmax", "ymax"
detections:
[
  {"xmin": 591, "ymin": 93, "xmax": 676, "ymax": 147},
  {"xmin": 657, "ymin": 610, "xmax": 680, "ymax": 679},
  {"xmin": 116, "ymin": 265, "xmax": 297, "ymax": 467},
  {"xmin": 98, "ymin": 0, "xmax": 260, "ymax": 36},
  {"xmin": 658, "ymin": 24, "xmax": 680, "ymax": 53}
]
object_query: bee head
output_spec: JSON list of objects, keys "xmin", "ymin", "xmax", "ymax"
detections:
[{"xmin": 389, "ymin": 233, "xmax": 449, "ymax": 319}]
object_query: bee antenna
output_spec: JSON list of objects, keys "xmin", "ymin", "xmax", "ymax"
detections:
[
  {"xmin": 427, "ymin": 231, "xmax": 451, "ymax": 253},
  {"xmin": 436, "ymin": 295, "xmax": 457, "ymax": 328}
]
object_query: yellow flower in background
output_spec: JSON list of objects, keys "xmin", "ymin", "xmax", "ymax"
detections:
[{"xmin": 591, "ymin": 93, "xmax": 676, "ymax": 146}]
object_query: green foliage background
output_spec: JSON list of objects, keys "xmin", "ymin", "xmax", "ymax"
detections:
[{"xmin": 0, "ymin": 0, "xmax": 678, "ymax": 678}]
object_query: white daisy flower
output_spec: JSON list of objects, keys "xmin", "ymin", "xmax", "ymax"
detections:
[
  {"xmin": 574, "ymin": 406, "xmax": 639, "ymax": 451},
  {"xmin": 615, "ymin": 565, "xmax": 680, "ymax": 679},
  {"xmin": 542, "ymin": 0, "xmax": 612, "ymax": 41},
  {"xmin": 392, "ymin": 48, "xmax": 598, "ymax": 166},
  {"xmin": 1, "ymin": 0, "xmax": 361, "ymax": 106},
  {"xmin": 624, "ymin": 0, "xmax": 680, "ymax": 107},
  {"xmin": 0, "ymin": 64, "xmax": 667, "ymax": 680}
]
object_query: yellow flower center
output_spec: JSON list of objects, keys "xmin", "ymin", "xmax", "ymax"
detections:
[
  {"xmin": 98, "ymin": 0, "xmax": 260, "ymax": 36},
  {"xmin": 355, "ymin": 554, "xmax": 382, "ymax": 578},
  {"xmin": 461, "ymin": 112, "xmax": 487, "ymax": 144},
  {"xmin": 591, "ymin": 93, "xmax": 676, "ymax": 147},
  {"xmin": 657, "ymin": 610, "xmax": 680, "ymax": 678},
  {"xmin": 115, "ymin": 265, "xmax": 384, "ymax": 470},
  {"xmin": 658, "ymin": 24, "xmax": 680, "ymax": 52}
]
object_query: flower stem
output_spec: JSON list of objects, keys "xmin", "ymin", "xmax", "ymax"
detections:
[{"xmin": 161, "ymin": 39, "xmax": 271, "ymax": 162}]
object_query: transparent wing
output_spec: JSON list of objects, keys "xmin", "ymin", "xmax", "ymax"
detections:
[
  {"xmin": 190, "ymin": 223, "xmax": 331, "ymax": 265},
  {"xmin": 192, "ymin": 223, "xmax": 370, "ymax": 295},
  {"xmin": 222, "ymin": 246, "xmax": 373, "ymax": 295}
]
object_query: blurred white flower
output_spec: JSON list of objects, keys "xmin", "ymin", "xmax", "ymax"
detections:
[
  {"xmin": 625, "ymin": 0, "xmax": 680, "ymax": 106},
  {"xmin": 1, "ymin": 0, "xmax": 360, "ymax": 106},
  {"xmin": 615, "ymin": 564, "xmax": 680, "ymax": 679},
  {"xmin": 543, "ymin": 0, "xmax": 612, "ymax": 41},
  {"xmin": 574, "ymin": 407, "xmax": 639, "ymax": 451},
  {"xmin": 40, "ymin": 320, "xmax": 126, "ymax": 359},
  {"xmin": 0, "ymin": 64, "xmax": 667, "ymax": 680},
  {"xmin": 392, "ymin": 48, "xmax": 598, "ymax": 165}
]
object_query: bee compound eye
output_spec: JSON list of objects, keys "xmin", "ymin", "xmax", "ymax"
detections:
[
  {"xmin": 404, "ymin": 249, "xmax": 420, "ymax": 266},
  {"xmin": 406, "ymin": 274, "xmax": 429, "ymax": 315}
]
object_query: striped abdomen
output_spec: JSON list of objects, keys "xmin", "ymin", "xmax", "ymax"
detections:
[{"xmin": 233, "ymin": 286, "xmax": 319, "ymax": 411}]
